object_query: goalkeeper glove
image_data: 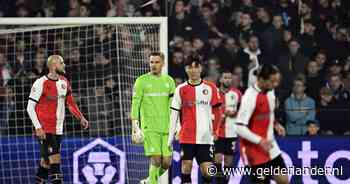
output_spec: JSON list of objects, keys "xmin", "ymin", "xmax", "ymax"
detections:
[{"xmin": 132, "ymin": 120, "xmax": 144, "ymax": 144}]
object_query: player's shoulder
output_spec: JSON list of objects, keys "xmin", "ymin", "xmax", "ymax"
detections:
[
  {"xmin": 202, "ymin": 80, "xmax": 218, "ymax": 89},
  {"xmin": 161, "ymin": 74, "xmax": 174, "ymax": 80},
  {"xmin": 58, "ymin": 75, "xmax": 68, "ymax": 81},
  {"xmin": 32, "ymin": 75, "xmax": 47, "ymax": 86},
  {"xmin": 242, "ymin": 86, "xmax": 259, "ymax": 99},
  {"xmin": 228, "ymin": 87, "xmax": 242, "ymax": 95},
  {"xmin": 136, "ymin": 73, "xmax": 152, "ymax": 82},
  {"xmin": 176, "ymin": 81, "xmax": 187, "ymax": 89}
]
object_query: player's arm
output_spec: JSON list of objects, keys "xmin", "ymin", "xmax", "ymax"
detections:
[
  {"xmin": 27, "ymin": 79, "xmax": 43, "ymax": 130},
  {"xmin": 225, "ymin": 91, "xmax": 240, "ymax": 117},
  {"xmin": 168, "ymin": 86, "xmax": 182, "ymax": 146},
  {"xmin": 235, "ymin": 91, "xmax": 262, "ymax": 144},
  {"xmin": 130, "ymin": 77, "xmax": 144, "ymax": 143},
  {"xmin": 210, "ymin": 84, "xmax": 223, "ymax": 136},
  {"xmin": 66, "ymin": 82, "xmax": 88, "ymax": 129}
]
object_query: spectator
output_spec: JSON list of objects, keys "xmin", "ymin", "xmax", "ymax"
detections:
[
  {"xmin": 236, "ymin": 35, "xmax": 265, "ymax": 87},
  {"xmin": 0, "ymin": 87, "xmax": 15, "ymax": 135},
  {"xmin": 232, "ymin": 65, "xmax": 244, "ymax": 89},
  {"xmin": 214, "ymin": 37, "xmax": 239, "ymax": 71},
  {"xmin": 233, "ymin": 11, "xmax": 255, "ymax": 48},
  {"xmin": 306, "ymin": 120, "xmax": 320, "ymax": 136},
  {"xmin": 254, "ymin": 6, "xmax": 271, "ymax": 36},
  {"xmin": 299, "ymin": 19, "xmax": 318, "ymax": 58},
  {"xmin": 327, "ymin": 73, "xmax": 350, "ymax": 102},
  {"xmin": 277, "ymin": 39, "xmax": 308, "ymax": 93},
  {"xmin": 305, "ymin": 60, "xmax": 324, "ymax": 101},
  {"xmin": 0, "ymin": 50, "xmax": 11, "ymax": 86},
  {"xmin": 168, "ymin": 49, "xmax": 186, "ymax": 80},
  {"xmin": 261, "ymin": 14, "xmax": 284, "ymax": 62},
  {"xmin": 284, "ymin": 75, "xmax": 316, "ymax": 135},
  {"xmin": 274, "ymin": 0, "xmax": 298, "ymax": 29},
  {"xmin": 204, "ymin": 57, "xmax": 221, "ymax": 83},
  {"xmin": 314, "ymin": 50, "xmax": 328, "ymax": 76},
  {"xmin": 316, "ymin": 87, "xmax": 346, "ymax": 135},
  {"xmin": 67, "ymin": 0, "xmax": 80, "ymax": 17},
  {"xmin": 169, "ymin": 0, "xmax": 193, "ymax": 41},
  {"xmin": 79, "ymin": 3, "xmax": 90, "ymax": 17}
]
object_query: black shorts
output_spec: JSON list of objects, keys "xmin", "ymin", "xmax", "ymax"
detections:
[
  {"xmin": 214, "ymin": 137, "xmax": 237, "ymax": 155},
  {"xmin": 180, "ymin": 144, "xmax": 213, "ymax": 164},
  {"xmin": 248, "ymin": 154, "xmax": 287, "ymax": 184},
  {"xmin": 38, "ymin": 134, "xmax": 62, "ymax": 161}
]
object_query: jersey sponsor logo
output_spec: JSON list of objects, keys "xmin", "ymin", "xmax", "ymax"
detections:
[
  {"xmin": 183, "ymin": 100, "xmax": 210, "ymax": 107},
  {"xmin": 202, "ymin": 89, "xmax": 209, "ymax": 95},
  {"xmin": 253, "ymin": 112, "xmax": 270, "ymax": 121},
  {"xmin": 61, "ymin": 84, "xmax": 66, "ymax": 90},
  {"xmin": 46, "ymin": 95, "xmax": 66, "ymax": 101}
]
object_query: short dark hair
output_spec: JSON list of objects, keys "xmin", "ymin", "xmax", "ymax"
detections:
[
  {"xmin": 184, "ymin": 54, "xmax": 202, "ymax": 66},
  {"xmin": 257, "ymin": 64, "xmax": 280, "ymax": 80},
  {"xmin": 149, "ymin": 52, "xmax": 165, "ymax": 61},
  {"xmin": 294, "ymin": 74, "xmax": 306, "ymax": 85}
]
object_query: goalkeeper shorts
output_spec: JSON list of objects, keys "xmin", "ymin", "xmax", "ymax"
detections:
[
  {"xmin": 143, "ymin": 131, "xmax": 172, "ymax": 157},
  {"xmin": 38, "ymin": 134, "xmax": 62, "ymax": 162}
]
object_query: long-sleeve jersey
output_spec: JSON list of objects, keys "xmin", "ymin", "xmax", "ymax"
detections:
[{"xmin": 131, "ymin": 73, "xmax": 175, "ymax": 133}]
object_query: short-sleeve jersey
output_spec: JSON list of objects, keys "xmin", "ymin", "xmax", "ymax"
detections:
[
  {"xmin": 216, "ymin": 87, "xmax": 242, "ymax": 138},
  {"xmin": 236, "ymin": 84, "xmax": 281, "ymax": 166},
  {"xmin": 171, "ymin": 80, "xmax": 221, "ymax": 144}
]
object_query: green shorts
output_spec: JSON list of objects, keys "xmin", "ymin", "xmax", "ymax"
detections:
[{"xmin": 143, "ymin": 131, "xmax": 172, "ymax": 157}]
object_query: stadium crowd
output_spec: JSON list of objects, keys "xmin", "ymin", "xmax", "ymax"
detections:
[
  {"xmin": 168, "ymin": 0, "xmax": 350, "ymax": 136},
  {"xmin": 0, "ymin": 0, "xmax": 350, "ymax": 136}
]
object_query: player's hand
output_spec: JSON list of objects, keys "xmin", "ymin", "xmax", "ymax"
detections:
[
  {"xmin": 274, "ymin": 123, "xmax": 286, "ymax": 136},
  {"xmin": 80, "ymin": 117, "xmax": 89, "ymax": 129},
  {"xmin": 259, "ymin": 138, "xmax": 273, "ymax": 152},
  {"xmin": 36, "ymin": 128, "xmax": 46, "ymax": 140},
  {"xmin": 132, "ymin": 120, "xmax": 144, "ymax": 144}
]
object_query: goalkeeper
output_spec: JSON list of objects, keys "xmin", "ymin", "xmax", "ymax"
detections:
[{"xmin": 131, "ymin": 52, "xmax": 176, "ymax": 184}]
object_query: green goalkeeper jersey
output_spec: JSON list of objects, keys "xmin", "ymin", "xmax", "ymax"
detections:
[{"xmin": 131, "ymin": 73, "xmax": 176, "ymax": 133}]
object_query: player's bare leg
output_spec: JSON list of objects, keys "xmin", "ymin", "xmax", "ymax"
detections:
[
  {"xmin": 160, "ymin": 156, "xmax": 171, "ymax": 176},
  {"xmin": 200, "ymin": 162, "xmax": 213, "ymax": 184},
  {"xmin": 222, "ymin": 154, "xmax": 234, "ymax": 183},
  {"xmin": 214, "ymin": 153, "xmax": 226, "ymax": 184},
  {"xmin": 49, "ymin": 154, "xmax": 62, "ymax": 184},
  {"xmin": 181, "ymin": 160, "xmax": 192, "ymax": 184},
  {"xmin": 272, "ymin": 174, "xmax": 289, "ymax": 184},
  {"xmin": 35, "ymin": 158, "xmax": 50, "ymax": 184},
  {"xmin": 149, "ymin": 155, "xmax": 162, "ymax": 184}
]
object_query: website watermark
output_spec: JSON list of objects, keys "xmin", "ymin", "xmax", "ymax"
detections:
[{"xmin": 207, "ymin": 165, "xmax": 343, "ymax": 178}]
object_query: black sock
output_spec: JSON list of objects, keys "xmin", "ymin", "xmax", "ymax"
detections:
[
  {"xmin": 215, "ymin": 163, "xmax": 225, "ymax": 184},
  {"xmin": 49, "ymin": 164, "xmax": 62, "ymax": 184},
  {"xmin": 222, "ymin": 165, "xmax": 231, "ymax": 184},
  {"xmin": 36, "ymin": 166, "xmax": 48, "ymax": 184},
  {"xmin": 181, "ymin": 173, "xmax": 191, "ymax": 184},
  {"xmin": 202, "ymin": 175, "xmax": 212, "ymax": 184}
]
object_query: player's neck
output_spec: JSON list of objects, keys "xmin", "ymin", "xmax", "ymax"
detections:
[
  {"xmin": 256, "ymin": 82, "xmax": 268, "ymax": 93},
  {"xmin": 220, "ymin": 85, "xmax": 230, "ymax": 93},
  {"xmin": 150, "ymin": 72, "xmax": 161, "ymax": 77},
  {"xmin": 47, "ymin": 72, "xmax": 59, "ymax": 80},
  {"xmin": 188, "ymin": 79, "xmax": 202, "ymax": 86}
]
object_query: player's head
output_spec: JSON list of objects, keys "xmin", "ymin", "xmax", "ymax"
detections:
[
  {"xmin": 220, "ymin": 70, "xmax": 233, "ymax": 88},
  {"xmin": 149, "ymin": 52, "xmax": 164, "ymax": 75},
  {"xmin": 185, "ymin": 57, "xmax": 202, "ymax": 81},
  {"xmin": 256, "ymin": 64, "xmax": 281, "ymax": 91},
  {"xmin": 47, "ymin": 55, "xmax": 65, "ymax": 75}
]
